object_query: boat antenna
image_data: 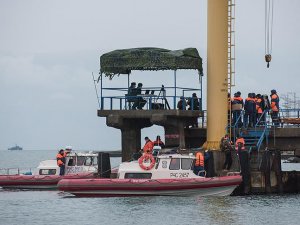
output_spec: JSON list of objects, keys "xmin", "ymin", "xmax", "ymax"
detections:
[{"xmin": 92, "ymin": 72, "xmax": 101, "ymax": 109}]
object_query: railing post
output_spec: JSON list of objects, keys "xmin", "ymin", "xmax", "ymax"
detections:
[
  {"xmin": 110, "ymin": 98, "xmax": 113, "ymax": 110},
  {"xmin": 174, "ymin": 70, "xmax": 177, "ymax": 109},
  {"xmin": 101, "ymin": 97, "xmax": 104, "ymax": 110}
]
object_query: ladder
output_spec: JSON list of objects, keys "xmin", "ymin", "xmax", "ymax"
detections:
[
  {"xmin": 227, "ymin": 0, "xmax": 236, "ymax": 139},
  {"xmin": 228, "ymin": 0, "xmax": 236, "ymax": 92}
]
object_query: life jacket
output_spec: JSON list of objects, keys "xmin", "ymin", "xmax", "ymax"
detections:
[
  {"xmin": 245, "ymin": 97, "xmax": 255, "ymax": 103},
  {"xmin": 195, "ymin": 152, "xmax": 204, "ymax": 167},
  {"xmin": 271, "ymin": 94, "xmax": 279, "ymax": 112},
  {"xmin": 256, "ymin": 98, "xmax": 263, "ymax": 114},
  {"xmin": 245, "ymin": 97, "xmax": 256, "ymax": 113},
  {"xmin": 143, "ymin": 140, "xmax": 154, "ymax": 153},
  {"xmin": 56, "ymin": 153, "xmax": 65, "ymax": 167},
  {"xmin": 235, "ymin": 138, "xmax": 245, "ymax": 151},
  {"xmin": 231, "ymin": 97, "xmax": 243, "ymax": 110},
  {"xmin": 153, "ymin": 140, "xmax": 164, "ymax": 147}
]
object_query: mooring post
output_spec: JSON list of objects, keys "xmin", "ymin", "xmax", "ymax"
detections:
[
  {"xmin": 273, "ymin": 149, "xmax": 283, "ymax": 193},
  {"xmin": 239, "ymin": 149, "xmax": 251, "ymax": 194},
  {"xmin": 264, "ymin": 150, "xmax": 271, "ymax": 193}
]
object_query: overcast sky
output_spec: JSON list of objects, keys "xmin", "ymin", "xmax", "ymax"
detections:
[{"xmin": 1, "ymin": 0, "xmax": 299, "ymax": 150}]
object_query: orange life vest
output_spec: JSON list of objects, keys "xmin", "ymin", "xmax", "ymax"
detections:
[
  {"xmin": 232, "ymin": 96, "xmax": 244, "ymax": 110},
  {"xmin": 143, "ymin": 140, "xmax": 154, "ymax": 153},
  {"xmin": 56, "ymin": 153, "xmax": 65, "ymax": 167},
  {"xmin": 256, "ymin": 98, "xmax": 263, "ymax": 114},
  {"xmin": 235, "ymin": 138, "xmax": 245, "ymax": 151},
  {"xmin": 195, "ymin": 152, "xmax": 204, "ymax": 167},
  {"xmin": 271, "ymin": 94, "xmax": 279, "ymax": 112}
]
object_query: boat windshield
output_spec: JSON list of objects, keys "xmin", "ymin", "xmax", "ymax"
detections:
[
  {"xmin": 169, "ymin": 158, "xmax": 180, "ymax": 170},
  {"xmin": 181, "ymin": 158, "xmax": 193, "ymax": 170},
  {"xmin": 67, "ymin": 156, "xmax": 98, "ymax": 167},
  {"xmin": 92, "ymin": 156, "xmax": 98, "ymax": 166},
  {"xmin": 77, "ymin": 156, "xmax": 85, "ymax": 166},
  {"xmin": 67, "ymin": 157, "xmax": 76, "ymax": 166}
]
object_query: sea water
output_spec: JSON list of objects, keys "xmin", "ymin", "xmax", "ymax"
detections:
[{"xmin": 0, "ymin": 150, "xmax": 299, "ymax": 225}]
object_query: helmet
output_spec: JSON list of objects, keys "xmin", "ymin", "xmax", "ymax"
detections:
[
  {"xmin": 271, "ymin": 89, "xmax": 276, "ymax": 94},
  {"xmin": 65, "ymin": 146, "xmax": 72, "ymax": 151}
]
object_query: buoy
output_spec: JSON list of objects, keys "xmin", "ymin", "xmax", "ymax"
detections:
[{"xmin": 138, "ymin": 154, "xmax": 155, "ymax": 170}]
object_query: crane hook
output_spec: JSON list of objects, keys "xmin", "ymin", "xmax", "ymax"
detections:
[{"xmin": 265, "ymin": 54, "xmax": 272, "ymax": 68}]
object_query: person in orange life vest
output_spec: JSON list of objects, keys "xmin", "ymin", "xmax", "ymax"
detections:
[
  {"xmin": 270, "ymin": 89, "xmax": 280, "ymax": 126},
  {"xmin": 194, "ymin": 151, "xmax": 206, "ymax": 176},
  {"xmin": 220, "ymin": 134, "xmax": 233, "ymax": 170},
  {"xmin": 231, "ymin": 91, "xmax": 243, "ymax": 127},
  {"xmin": 153, "ymin": 135, "xmax": 165, "ymax": 148},
  {"xmin": 244, "ymin": 93, "xmax": 256, "ymax": 128},
  {"xmin": 235, "ymin": 134, "xmax": 245, "ymax": 153},
  {"xmin": 255, "ymin": 94, "xmax": 264, "ymax": 124},
  {"xmin": 56, "ymin": 149, "xmax": 66, "ymax": 176},
  {"xmin": 143, "ymin": 136, "xmax": 154, "ymax": 154}
]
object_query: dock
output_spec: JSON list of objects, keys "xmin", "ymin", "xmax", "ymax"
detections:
[{"xmin": 95, "ymin": 47, "xmax": 300, "ymax": 195}]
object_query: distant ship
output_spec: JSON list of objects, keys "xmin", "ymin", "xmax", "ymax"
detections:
[{"xmin": 8, "ymin": 145, "xmax": 23, "ymax": 151}]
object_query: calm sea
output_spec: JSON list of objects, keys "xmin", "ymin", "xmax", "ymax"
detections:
[{"xmin": 0, "ymin": 150, "xmax": 299, "ymax": 225}]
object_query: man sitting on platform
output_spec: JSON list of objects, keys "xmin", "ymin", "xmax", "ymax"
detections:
[{"xmin": 132, "ymin": 83, "xmax": 147, "ymax": 110}]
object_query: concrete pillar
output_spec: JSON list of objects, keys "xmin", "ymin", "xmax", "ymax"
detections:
[{"xmin": 121, "ymin": 127, "xmax": 141, "ymax": 162}]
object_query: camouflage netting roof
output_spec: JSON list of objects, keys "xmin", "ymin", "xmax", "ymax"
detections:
[{"xmin": 100, "ymin": 47, "xmax": 203, "ymax": 78}]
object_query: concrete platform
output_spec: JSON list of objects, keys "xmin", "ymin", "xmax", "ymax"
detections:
[{"xmin": 98, "ymin": 109, "xmax": 203, "ymax": 161}]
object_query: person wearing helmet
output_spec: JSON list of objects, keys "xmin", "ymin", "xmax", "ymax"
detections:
[
  {"xmin": 64, "ymin": 146, "xmax": 72, "ymax": 157},
  {"xmin": 153, "ymin": 135, "xmax": 165, "ymax": 148}
]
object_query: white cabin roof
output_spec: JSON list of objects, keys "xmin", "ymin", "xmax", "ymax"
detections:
[{"xmin": 37, "ymin": 160, "xmax": 58, "ymax": 169}]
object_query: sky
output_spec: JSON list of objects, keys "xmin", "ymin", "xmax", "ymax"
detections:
[{"xmin": 0, "ymin": 0, "xmax": 300, "ymax": 150}]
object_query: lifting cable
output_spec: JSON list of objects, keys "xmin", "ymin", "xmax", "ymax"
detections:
[{"xmin": 265, "ymin": 0, "xmax": 274, "ymax": 68}]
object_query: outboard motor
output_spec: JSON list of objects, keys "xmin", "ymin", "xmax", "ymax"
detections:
[{"xmin": 97, "ymin": 152, "xmax": 111, "ymax": 178}]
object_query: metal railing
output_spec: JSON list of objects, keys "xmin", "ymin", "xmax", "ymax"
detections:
[{"xmin": 99, "ymin": 86, "xmax": 202, "ymax": 111}]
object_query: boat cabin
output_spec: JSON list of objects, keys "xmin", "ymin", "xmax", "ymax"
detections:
[
  {"xmin": 34, "ymin": 152, "xmax": 99, "ymax": 176},
  {"xmin": 117, "ymin": 153, "xmax": 204, "ymax": 179}
]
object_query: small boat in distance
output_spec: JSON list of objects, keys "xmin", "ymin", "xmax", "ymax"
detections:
[{"xmin": 8, "ymin": 145, "xmax": 23, "ymax": 151}]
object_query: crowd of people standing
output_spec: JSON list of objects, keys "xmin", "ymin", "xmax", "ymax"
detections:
[{"xmin": 230, "ymin": 89, "xmax": 280, "ymax": 127}]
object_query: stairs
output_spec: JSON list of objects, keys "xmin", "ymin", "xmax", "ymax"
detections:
[{"xmin": 241, "ymin": 126, "xmax": 269, "ymax": 152}]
